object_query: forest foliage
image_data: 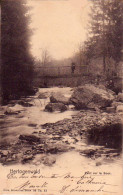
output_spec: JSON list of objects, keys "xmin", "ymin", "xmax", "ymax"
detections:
[
  {"xmin": 85, "ymin": 0, "xmax": 123, "ymax": 74},
  {"xmin": 1, "ymin": 0, "xmax": 34, "ymax": 104}
]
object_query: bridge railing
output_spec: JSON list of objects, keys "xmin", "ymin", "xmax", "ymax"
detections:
[{"xmin": 35, "ymin": 65, "xmax": 88, "ymax": 77}]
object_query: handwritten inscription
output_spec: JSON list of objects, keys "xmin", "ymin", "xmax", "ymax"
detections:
[{"xmin": 3, "ymin": 170, "xmax": 118, "ymax": 194}]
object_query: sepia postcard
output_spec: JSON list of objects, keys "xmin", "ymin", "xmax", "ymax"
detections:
[{"xmin": 0, "ymin": 0, "xmax": 123, "ymax": 194}]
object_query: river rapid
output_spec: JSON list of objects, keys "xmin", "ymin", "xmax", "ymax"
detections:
[{"xmin": 0, "ymin": 87, "xmax": 122, "ymax": 195}]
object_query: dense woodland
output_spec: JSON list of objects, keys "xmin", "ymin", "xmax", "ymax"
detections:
[
  {"xmin": 1, "ymin": 0, "xmax": 34, "ymax": 104},
  {"xmin": 1, "ymin": 0, "xmax": 123, "ymax": 104},
  {"xmin": 85, "ymin": 0, "xmax": 122, "ymax": 74}
]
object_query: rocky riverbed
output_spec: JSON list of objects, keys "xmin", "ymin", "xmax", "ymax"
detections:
[{"xmin": 0, "ymin": 86, "xmax": 122, "ymax": 167}]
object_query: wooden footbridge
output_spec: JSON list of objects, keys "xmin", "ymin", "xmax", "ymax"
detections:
[
  {"xmin": 34, "ymin": 65, "xmax": 89, "ymax": 87},
  {"xmin": 36, "ymin": 65, "xmax": 89, "ymax": 78}
]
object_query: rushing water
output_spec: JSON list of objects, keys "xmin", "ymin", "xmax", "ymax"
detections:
[
  {"xmin": 0, "ymin": 87, "xmax": 122, "ymax": 195},
  {"xmin": 0, "ymin": 87, "xmax": 122, "ymax": 168},
  {"xmin": 0, "ymin": 87, "xmax": 77, "ymax": 144}
]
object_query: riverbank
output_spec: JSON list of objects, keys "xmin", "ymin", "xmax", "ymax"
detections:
[
  {"xmin": 0, "ymin": 86, "xmax": 122, "ymax": 167},
  {"xmin": 0, "ymin": 109, "xmax": 122, "ymax": 166}
]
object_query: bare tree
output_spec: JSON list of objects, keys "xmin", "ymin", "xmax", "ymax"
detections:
[
  {"xmin": 78, "ymin": 43, "xmax": 86, "ymax": 66},
  {"xmin": 40, "ymin": 48, "xmax": 51, "ymax": 66}
]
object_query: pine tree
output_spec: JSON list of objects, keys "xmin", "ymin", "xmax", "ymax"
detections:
[
  {"xmin": 1, "ymin": 0, "xmax": 34, "ymax": 104},
  {"xmin": 86, "ymin": 0, "xmax": 122, "ymax": 73},
  {"xmin": 106, "ymin": 0, "xmax": 122, "ymax": 64}
]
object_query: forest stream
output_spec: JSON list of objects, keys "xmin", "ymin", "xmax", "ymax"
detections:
[{"xmin": 0, "ymin": 87, "xmax": 122, "ymax": 184}]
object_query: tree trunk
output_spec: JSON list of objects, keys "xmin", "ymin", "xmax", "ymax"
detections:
[{"xmin": 103, "ymin": 54, "xmax": 106, "ymax": 73}]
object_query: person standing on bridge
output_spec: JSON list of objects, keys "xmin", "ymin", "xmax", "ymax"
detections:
[{"xmin": 71, "ymin": 62, "xmax": 76, "ymax": 74}]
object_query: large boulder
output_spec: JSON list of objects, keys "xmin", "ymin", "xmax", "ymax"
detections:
[
  {"xmin": 38, "ymin": 93, "xmax": 48, "ymax": 99},
  {"xmin": 45, "ymin": 103, "xmax": 67, "ymax": 112},
  {"xmin": 19, "ymin": 134, "xmax": 40, "ymax": 143},
  {"xmin": 116, "ymin": 105, "xmax": 123, "ymax": 113},
  {"xmin": 117, "ymin": 93, "xmax": 123, "ymax": 102},
  {"xmin": 111, "ymin": 101, "xmax": 123, "ymax": 109},
  {"xmin": 45, "ymin": 143, "xmax": 69, "ymax": 154},
  {"xmin": 18, "ymin": 100, "xmax": 33, "ymax": 107},
  {"xmin": 106, "ymin": 107, "xmax": 115, "ymax": 113},
  {"xmin": 42, "ymin": 155, "xmax": 56, "ymax": 166},
  {"xmin": 70, "ymin": 84, "xmax": 115, "ymax": 110},
  {"xmin": 4, "ymin": 105, "xmax": 23, "ymax": 115},
  {"xmin": 50, "ymin": 92, "xmax": 70, "ymax": 105}
]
